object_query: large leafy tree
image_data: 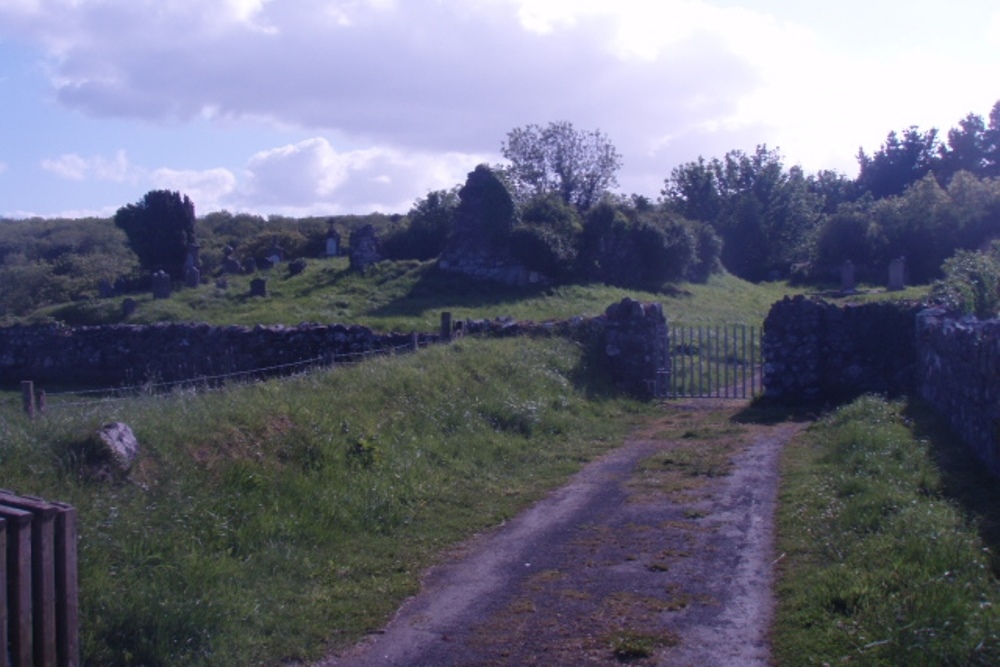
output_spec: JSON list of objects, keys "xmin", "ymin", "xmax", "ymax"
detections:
[
  {"xmin": 663, "ymin": 145, "xmax": 822, "ymax": 281},
  {"xmin": 114, "ymin": 190, "xmax": 196, "ymax": 279},
  {"xmin": 501, "ymin": 121, "xmax": 622, "ymax": 211}
]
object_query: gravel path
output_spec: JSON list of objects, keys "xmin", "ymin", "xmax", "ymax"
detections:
[{"xmin": 319, "ymin": 403, "xmax": 803, "ymax": 666}]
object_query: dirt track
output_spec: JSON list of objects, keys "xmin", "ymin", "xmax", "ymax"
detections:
[{"xmin": 319, "ymin": 401, "xmax": 804, "ymax": 666}]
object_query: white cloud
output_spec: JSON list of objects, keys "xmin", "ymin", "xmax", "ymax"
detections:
[
  {"xmin": 150, "ymin": 167, "xmax": 238, "ymax": 213},
  {"xmin": 41, "ymin": 150, "xmax": 134, "ymax": 182},
  {"xmin": 4, "ymin": 0, "xmax": 1000, "ymax": 215},
  {"xmin": 239, "ymin": 137, "xmax": 486, "ymax": 215}
]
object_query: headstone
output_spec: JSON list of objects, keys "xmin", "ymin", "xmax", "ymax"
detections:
[
  {"xmin": 288, "ymin": 258, "xmax": 307, "ymax": 276},
  {"xmin": 122, "ymin": 298, "xmax": 137, "ymax": 317},
  {"xmin": 184, "ymin": 265, "xmax": 201, "ymax": 288},
  {"xmin": 349, "ymin": 225, "xmax": 382, "ymax": 272},
  {"xmin": 840, "ymin": 260, "xmax": 856, "ymax": 293},
  {"xmin": 184, "ymin": 243, "xmax": 201, "ymax": 273},
  {"xmin": 250, "ymin": 278, "xmax": 267, "ymax": 297},
  {"xmin": 888, "ymin": 257, "xmax": 906, "ymax": 291},
  {"xmin": 151, "ymin": 270, "xmax": 171, "ymax": 299},
  {"xmin": 222, "ymin": 256, "xmax": 243, "ymax": 274},
  {"xmin": 325, "ymin": 220, "xmax": 341, "ymax": 257}
]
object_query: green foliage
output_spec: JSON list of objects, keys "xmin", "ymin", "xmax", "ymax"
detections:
[
  {"xmin": 577, "ymin": 201, "xmax": 717, "ymax": 289},
  {"xmin": 114, "ymin": 190, "xmax": 197, "ymax": 279},
  {"xmin": 0, "ymin": 217, "xmax": 136, "ymax": 319},
  {"xmin": 502, "ymin": 121, "xmax": 622, "ymax": 211},
  {"xmin": 663, "ymin": 146, "xmax": 823, "ymax": 281},
  {"xmin": 240, "ymin": 228, "xmax": 310, "ymax": 263},
  {"xmin": 930, "ymin": 245, "xmax": 1000, "ymax": 317},
  {"xmin": 0, "ymin": 337, "xmax": 644, "ymax": 665},
  {"xmin": 382, "ymin": 189, "xmax": 458, "ymax": 261},
  {"xmin": 773, "ymin": 396, "xmax": 1000, "ymax": 666},
  {"xmin": 509, "ymin": 194, "xmax": 582, "ymax": 280}
]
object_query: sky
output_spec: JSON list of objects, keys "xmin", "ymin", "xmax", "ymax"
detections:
[{"xmin": 1, "ymin": 0, "xmax": 999, "ymax": 220}]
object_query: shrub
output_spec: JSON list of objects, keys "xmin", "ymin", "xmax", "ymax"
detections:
[{"xmin": 930, "ymin": 244, "xmax": 1000, "ymax": 318}]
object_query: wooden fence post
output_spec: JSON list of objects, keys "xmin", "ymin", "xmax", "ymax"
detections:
[
  {"xmin": 440, "ymin": 312, "xmax": 452, "ymax": 343},
  {"xmin": 21, "ymin": 381, "xmax": 35, "ymax": 419}
]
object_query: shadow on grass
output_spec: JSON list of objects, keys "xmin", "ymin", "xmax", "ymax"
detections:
[
  {"xmin": 367, "ymin": 264, "xmax": 551, "ymax": 318},
  {"xmin": 730, "ymin": 396, "xmax": 825, "ymax": 425},
  {"xmin": 903, "ymin": 396, "xmax": 1000, "ymax": 578}
]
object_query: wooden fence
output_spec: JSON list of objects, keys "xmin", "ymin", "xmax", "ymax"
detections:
[{"xmin": 0, "ymin": 491, "xmax": 78, "ymax": 667}]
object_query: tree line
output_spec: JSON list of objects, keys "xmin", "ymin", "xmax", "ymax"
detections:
[{"xmin": 4, "ymin": 102, "xmax": 1000, "ymax": 320}]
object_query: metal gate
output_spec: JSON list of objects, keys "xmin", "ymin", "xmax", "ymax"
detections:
[{"xmin": 666, "ymin": 325, "xmax": 761, "ymax": 399}]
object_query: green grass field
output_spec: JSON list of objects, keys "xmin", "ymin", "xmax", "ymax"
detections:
[
  {"xmin": 33, "ymin": 257, "xmax": 810, "ymax": 330},
  {"xmin": 773, "ymin": 396, "xmax": 1000, "ymax": 666},
  {"xmin": 1, "ymin": 261, "xmax": 953, "ymax": 665}
]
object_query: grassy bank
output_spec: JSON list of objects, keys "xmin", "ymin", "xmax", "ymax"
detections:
[
  {"xmin": 773, "ymin": 395, "xmax": 1000, "ymax": 665},
  {"xmin": 35, "ymin": 258, "xmax": 798, "ymax": 330},
  {"xmin": 0, "ymin": 337, "xmax": 647, "ymax": 665}
]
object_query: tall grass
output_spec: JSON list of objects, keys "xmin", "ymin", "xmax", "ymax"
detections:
[
  {"xmin": 773, "ymin": 396, "xmax": 1000, "ymax": 666},
  {"xmin": 0, "ymin": 337, "xmax": 645, "ymax": 665}
]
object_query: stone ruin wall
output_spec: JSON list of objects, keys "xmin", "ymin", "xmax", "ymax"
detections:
[
  {"xmin": 916, "ymin": 309, "xmax": 1000, "ymax": 477},
  {"xmin": 0, "ymin": 298, "xmax": 667, "ymax": 397},
  {"xmin": 761, "ymin": 295, "xmax": 920, "ymax": 402},
  {"xmin": 762, "ymin": 295, "xmax": 1000, "ymax": 477},
  {"xmin": 0, "ymin": 323, "xmax": 435, "ymax": 387}
]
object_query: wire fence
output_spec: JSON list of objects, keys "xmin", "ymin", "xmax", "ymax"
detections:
[{"xmin": 9, "ymin": 339, "xmax": 429, "ymax": 413}]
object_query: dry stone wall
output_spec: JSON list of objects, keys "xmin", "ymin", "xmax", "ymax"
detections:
[
  {"xmin": 762, "ymin": 295, "xmax": 921, "ymax": 402},
  {"xmin": 916, "ymin": 309, "xmax": 1000, "ymax": 476},
  {"xmin": 0, "ymin": 322, "xmax": 433, "ymax": 387},
  {"xmin": 0, "ymin": 298, "xmax": 668, "ymax": 398}
]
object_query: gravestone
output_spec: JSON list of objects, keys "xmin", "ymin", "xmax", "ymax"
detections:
[
  {"xmin": 288, "ymin": 258, "xmax": 307, "ymax": 276},
  {"xmin": 184, "ymin": 243, "xmax": 201, "ymax": 273},
  {"xmin": 222, "ymin": 256, "xmax": 243, "ymax": 274},
  {"xmin": 349, "ymin": 225, "xmax": 382, "ymax": 272},
  {"xmin": 122, "ymin": 298, "xmax": 137, "ymax": 318},
  {"xmin": 185, "ymin": 265, "xmax": 201, "ymax": 288},
  {"xmin": 888, "ymin": 257, "xmax": 906, "ymax": 291},
  {"xmin": 326, "ymin": 231, "xmax": 340, "ymax": 257},
  {"xmin": 840, "ymin": 260, "xmax": 856, "ymax": 293},
  {"xmin": 152, "ymin": 270, "xmax": 171, "ymax": 299},
  {"xmin": 250, "ymin": 278, "xmax": 267, "ymax": 297}
]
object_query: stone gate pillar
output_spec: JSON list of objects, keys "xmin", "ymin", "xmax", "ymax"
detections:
[{"xmin": 603, "ymin": 298, "xmax": 669, "ymax": 397}]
